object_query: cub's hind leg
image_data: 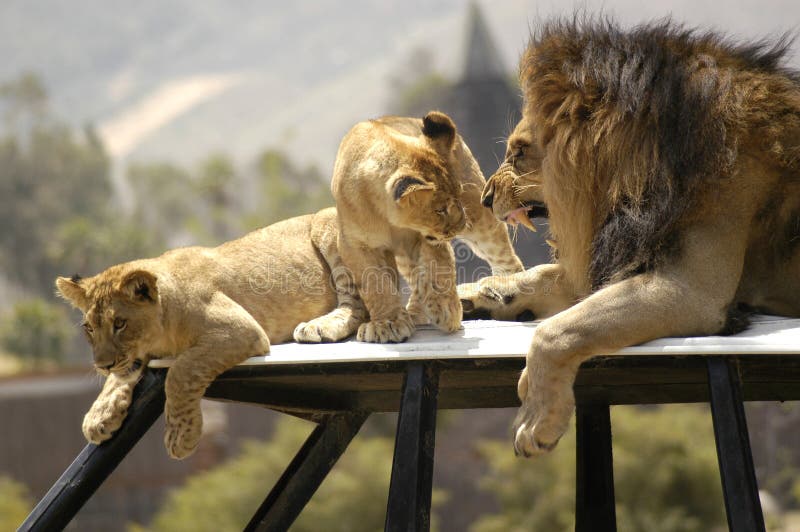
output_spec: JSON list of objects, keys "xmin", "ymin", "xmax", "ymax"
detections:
[
  {"xmin": 339, "ymin": 239, "xmax": 414, "ymax": 343},
  {"xmin": 402, "ymin": 239, "xmax": 462, "ymax": 332},
  {"xmin": 164, "ymin": 294, "xmax": 269, "ymax": 459},
  {"xmin": 294, "ymin": 208, "xmax": 367, "ymax": 343}
]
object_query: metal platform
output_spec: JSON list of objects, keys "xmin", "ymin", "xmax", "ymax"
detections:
[{"xmin": 21, "ymin": 316, "xmax": 800, "ymax": 531}]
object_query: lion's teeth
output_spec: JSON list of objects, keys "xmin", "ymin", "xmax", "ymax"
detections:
[{"xmin": 505, "ymin": 207, "xmax": 537, "ymax": 232}]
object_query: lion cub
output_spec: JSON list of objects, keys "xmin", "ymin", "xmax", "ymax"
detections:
[
  {"xmin": 56, "ymin": 209, "xmax": 360, "ymax": 459},
  {"xmin": 56, "ymin": 111, "xmax": 521, "ymax": 459},
  {"xmin": 329, "ymin": 111, "xmax": 521, "ymax": 342}
]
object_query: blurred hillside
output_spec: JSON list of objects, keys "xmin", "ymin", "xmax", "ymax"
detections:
[{"xmin": 2, "ymin": 0, "xmax": 797, "ymax": 193}]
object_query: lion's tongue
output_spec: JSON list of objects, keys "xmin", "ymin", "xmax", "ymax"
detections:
[{"xmin": 505, "ymin": 207, "xmax": 537, "ymax": 232}]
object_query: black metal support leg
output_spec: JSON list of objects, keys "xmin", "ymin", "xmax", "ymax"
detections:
[
  {"xmin": 20, "ymin": 370, "xmax": 167, "ymax": 532},
  {"xmin": 245, "ymin": 411, "xmax": 368, "ymax": 532},
  {"xmin": 706, "ymin": 357, "xmax": 765, "ymax": 532},
  {"xmin": 575, "ymin": 404, "xmax": 617, "ymax": 532},
  {"xmin": 385, "ymin": 362, "xmax": 440, "ymax": 532}
]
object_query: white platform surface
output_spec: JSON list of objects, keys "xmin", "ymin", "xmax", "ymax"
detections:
[{"xmin": 149, "ymin": 315, "xmax": 800, "ymax": 368}]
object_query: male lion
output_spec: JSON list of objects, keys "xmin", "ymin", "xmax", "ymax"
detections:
[
  {"xmin": 459, "ymin": 19, "xmax": 800, "ymax": 457},
  {"xmin": 57, "ymin": 111, "xmax": 521, "ymax": 459}
]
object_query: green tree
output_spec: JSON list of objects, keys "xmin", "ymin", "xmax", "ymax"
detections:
[
  {"xmin": 134, "ymin": 417, "xmax": 442, "ymax": 532},
  {"xmin": 0, "ymin": 476, "xmax": 32, "ymax": 531},
  {"xmin": 244, "ymin": 148, "xmax": 331, "ymax": 230},
  {"xmin": 0, "ymin": 73, "xmax": 114, "ymax": 294},
  {"xmin": 0, "ymin": 299, "xmax": 73, "ymax": 367},
  {"xmin": 127, "ymin": 162, "xmax": 197, "ymax": 242},
  {"xmin": 195, "ymin": 153, "xmax": 239, "ymax": 241},
  {"xmin": 473, "ymin": 405, "xmax": 726, "ymax": 532}
]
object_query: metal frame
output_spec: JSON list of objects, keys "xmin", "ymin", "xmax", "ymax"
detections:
[
  {"xmin": 22, "ymin": 354, "xmax": 780, "ymax": 532},
  {"xmin": 706, "ymin": 357, "xmax": 766, "ymax": 532},
  {"xmin": 19, "ymin": 371, "xmax": 167, "ymax": 532},
  {"xmin": 384, "ymin": 362, "xmax": 440, "ymax": 532},
  {"xmin": 575, "ymin": 404, "xmax": 617, "ymax": 532},
  {"xmin": 245, "ymin": 411, "xmax": 369, "ymax": 532}
]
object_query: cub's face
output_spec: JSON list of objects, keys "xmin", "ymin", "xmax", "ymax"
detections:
[
  {"xmin": 56, "ymin": 270, "xmax": 162, "ymax": 379},
  {"xmin": 388, "ymin": 162, "xmax": 466, "ymax": 242},
  {"xmin": 481, "ymin": 116, "xmax": 547, "ymax": 231},
  {"xmin": 385, "ymin": 111, "xmax": 467, "ymax": 242}
]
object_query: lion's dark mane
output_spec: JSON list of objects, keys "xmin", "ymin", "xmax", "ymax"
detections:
[{"xmin": 527, "ymin": 18, "xmax": 798, "ymax": 289}]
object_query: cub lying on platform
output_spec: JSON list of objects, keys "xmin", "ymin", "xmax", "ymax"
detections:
[{"xmin": 56, "ymin": 111, "xmax": 521, "ymax": 459}]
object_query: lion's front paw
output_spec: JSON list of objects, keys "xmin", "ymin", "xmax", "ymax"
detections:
[
  {"xmin": 357, "ymin": 311, "xmax": 415, "ymax": 343},
  {"xmin": 424, "ymin": 293, "xmax": 462, "ymax": 332},
  {"xmin": 82, "ymin": 390, "xmax": 132, "ymax": 444},
  {"xmin": 458, "ymin": 276, "xmax": 526, "ymax": 321},
  {"xmin": 164, "ymin": 405, "xmax": 203, "ymax": 460},
  {"xmin": 512, "ymin": 362, "xmax": 576, "ymax": 458}
]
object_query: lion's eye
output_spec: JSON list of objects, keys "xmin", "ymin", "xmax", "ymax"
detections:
[
  {"xmin": 113, "ymin": 318, "xmax": 127, "ymax": 332},
  {"xmin": 435, "ymin": 208, "xmax": 447, "ymax": 216},
  {"xmin": 82, "ymin": 322, "xmax": 93, "ymax": 334},
  {"xmin": 510, "ymin": 147, "xmax": 524, "ymax": 161}
]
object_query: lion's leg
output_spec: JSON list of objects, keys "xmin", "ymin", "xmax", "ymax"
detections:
[
  {"xmin": 459, "ymin": 182, "xmax": 524, "ymax": 274},
  {"xmin": 164, "ymin": 294, "xmax": 270, "ymax": 459},
  {"xmin": 411, "ymin": 240, "xmax": 462, "ymax": 332},
  {"xmin": 458, "ymin": 263, "xmax": 574, "ymax": 321},
  {"xmin": 514, "ymin": 224, "xmax": 747, "ymax": 457},
  {"xmin": 83, "ymin": 366, "xmax": 146, "ymax": 444},
  {"xmin": 294, "ymin": 219, "xmax": 368, "ymax": 343},
  {"xmin": 339, "ymin": 241, "xmax": 413, "ymax": 343}
]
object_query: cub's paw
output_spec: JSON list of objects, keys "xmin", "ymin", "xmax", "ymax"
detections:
[
  {"xmin": 294, "ymin": 309, "xmax": 362, "ymax": 343},
  {"xmin": 405, "ymin": 302, "xmax": 429, "ymax": 326},
  {"xmin": 82, "ymin": 390, "xmax": 132, "ymax": 444},
  {"xmin": 164, "ymin": 405, "xmax": 203, "ymax": 460},
  {"xmin": 357, "ymin": 311, "xmax": 415, "ymax": 343},
  {"xmin": 424, "ymin": 293, "xmax": 462, "ymax": 332},
  {"xmin": 294, "ymin": 319, "xmax": 339, "ymax": 343}
]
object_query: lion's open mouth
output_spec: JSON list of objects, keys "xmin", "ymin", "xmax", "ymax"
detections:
[{"xmin": 503, "ymin": 201, "xmax": 548, "ymax": 231}]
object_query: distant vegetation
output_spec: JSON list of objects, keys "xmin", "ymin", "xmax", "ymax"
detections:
[
  {"xmin": 0, "ymin": 476, "xmax": 32, "ymax": 531},
  {"xmin": 0, "ymin": 73, "xmax": 331, "ymax": 370},
  {"xmin": 129, "ymin": 416, "xmax": 444, "ymax": 532}
]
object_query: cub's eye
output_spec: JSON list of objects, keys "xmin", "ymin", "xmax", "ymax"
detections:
[
  {"xmin": 435, "ymin": 208, "xmax": 447, "ymax": 216},
  {"xmin": 113, "ymin": 318, "xmax": 127, "ymax": 332},
  {"xmin": 82, "ymin": 322, "xmax": 93, "ymax": 334}
]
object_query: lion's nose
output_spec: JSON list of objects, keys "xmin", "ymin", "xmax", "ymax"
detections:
[{"xmin": 481, "ymin": 186, "xmax": 494, "ymax": 208}]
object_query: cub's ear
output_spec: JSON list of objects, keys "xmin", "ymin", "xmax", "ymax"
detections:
[
  {"xmin": 422, "ymin": 111, "xmax": 456, "ymax": 153},
  {"xmin": 55, "ymin": 275, "xmax": 89, "ymax": 311},
  {"xmin": 391, "ymin": 175, "xmax": 435, "ymax": 202},
  {"xmin": 119, "ymin": 270, "xmax": 158, "ymax": 304}
]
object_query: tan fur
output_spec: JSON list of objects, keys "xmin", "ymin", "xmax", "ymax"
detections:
[
  {"xmin": 332, "ymin": 112, "xmax": 522, "ymax": 343},
  {"xmin": 459, "ymin": 21, "xmax": 800, "ymax": 457},
  {"xmin": 57, "ymin": 112, "xmax": 521, "ymax": 458}
]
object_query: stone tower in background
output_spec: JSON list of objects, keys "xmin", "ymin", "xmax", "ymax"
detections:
[
  {"xmin": 444, "ymin": 3, "xmax": 550, "ymax": 272},
  {"xmin": 446, "ymin": 3, "xmax": 521, "ymax": 177}
]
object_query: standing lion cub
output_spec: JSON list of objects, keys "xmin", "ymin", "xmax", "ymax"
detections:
[{"xmin": 56, "ymin": 111, "xmax": 522, "ymax": 458}]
